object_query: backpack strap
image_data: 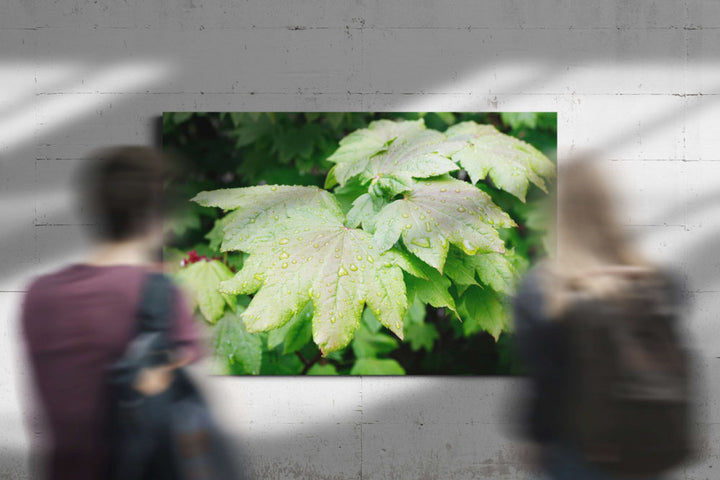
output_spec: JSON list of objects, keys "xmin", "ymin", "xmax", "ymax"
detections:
[
  {"xmin": 137, "ymin": 272, "xmax": 175, "ymax": 334},
  {"xmin": 131, "ymin": 272, "xmax": 176, "ymax": 366}
]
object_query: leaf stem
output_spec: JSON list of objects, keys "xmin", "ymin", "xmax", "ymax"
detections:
[
  {"xmin": 300, "ymin": 352, "xmax": 323, "ymax": 375},
  {"xmin": 295, "ymin": 351, "xmax": 309, "ymax": 366}
]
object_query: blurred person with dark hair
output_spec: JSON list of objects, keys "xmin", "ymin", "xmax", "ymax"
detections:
[
  {"xmin": 513, "ymin": 158, "xmax": 694, "ymax": 479},
  {"xmin": 20, "ymin": 147, "xmax": 202, "ymax": 479}
]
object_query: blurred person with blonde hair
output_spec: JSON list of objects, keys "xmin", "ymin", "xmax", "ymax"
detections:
[
  {"xmin": 513, "ymin": 157, "xmax": 694, "ymax": 479},
  {"xmin": 20, "ymin": 147, "xmax": 202, "ymax": 480}
]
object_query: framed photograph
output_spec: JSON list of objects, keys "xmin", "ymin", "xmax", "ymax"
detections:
[{"xmin": 162, "ymin": 112, "xmax": 556, "ymax": 375}]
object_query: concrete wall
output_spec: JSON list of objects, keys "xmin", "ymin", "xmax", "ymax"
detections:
[{"xmin": 1, "ymin": 1, "xmax": 719, "ymax": 478}]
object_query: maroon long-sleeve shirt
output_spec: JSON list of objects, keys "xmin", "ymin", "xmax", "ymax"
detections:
[{"xmin": 21, "ymin": 264, "xmax": 202, "ymax": 480}]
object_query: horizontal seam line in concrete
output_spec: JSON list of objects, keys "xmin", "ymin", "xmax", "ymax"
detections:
[
  {"xmin": 1, "ymin": 25, "xmax": 718, "ymax": 31},
  {"xmin": 34, "ymin": 223, "xmax": 93, "ymax": 226},
  {"xmin": 607, "ymin": 158, "xmax": 720, "ymax": 162},
  {"xmin": 32, "ymin": 92, "xmax": 720, "ymax": 96}
]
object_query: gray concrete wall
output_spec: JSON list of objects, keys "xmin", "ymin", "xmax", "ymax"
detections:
[{"xmin": 1, "ymin": 1, "xmax": 719, "ymax": 478}]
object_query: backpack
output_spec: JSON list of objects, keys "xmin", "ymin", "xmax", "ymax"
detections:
[
  {"xmin": 106, "ymin": 273, "xmax": 245, "ymax": 480},
  {"xmin": 559, "ymin": 271, "xmax": 693, "ymax": 476}
]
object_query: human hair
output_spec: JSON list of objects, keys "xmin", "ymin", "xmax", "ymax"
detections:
[
  {"xmin": 541, "ymin": 155, "xmax": 653, "ymax": 317},
  {"xmin": 78, "ymin": 146, "xmax": 168, "ymax": 242}
]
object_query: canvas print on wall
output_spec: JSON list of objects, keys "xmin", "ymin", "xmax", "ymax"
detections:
[{"xmin": 162, "ymin": 112, "xmax": 556, "ymax": 375}]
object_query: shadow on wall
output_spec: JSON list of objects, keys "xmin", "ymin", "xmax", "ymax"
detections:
[
  {"xmin": 1, "ymin": 0, "xmax": 719, "ymax": 286},
  {"xmin": 172, "ymin": 367, "xmax": 711, "ymax": 480},
  {"xmin": 2, "ymin": 3, "xmax": 720, "ymax": 478},
  {"xmin": 0, "ymin": 449, "xmax": 28, "ymax": 480},
  {"xmin": 180, "ymin": 376, "xmax": 536, "ymax": 480},
  {"xmin": 1, "ymin": 362, "xmax": 714, "ymax": 480}
]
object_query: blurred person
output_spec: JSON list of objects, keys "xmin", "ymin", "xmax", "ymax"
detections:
[
  {"xmin": 513, "ymin": 157, "xmax": 694, "ymax": 480},
  {"xmin": 20, "ymin": 147, "xmax": 202, "ymax": 479}
]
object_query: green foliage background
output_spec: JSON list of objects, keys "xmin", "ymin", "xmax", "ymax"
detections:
[{"xmin": 163, "ymin": 112, "xmax": 556, "ymax": 375}]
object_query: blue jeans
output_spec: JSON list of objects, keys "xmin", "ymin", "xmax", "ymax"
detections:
[{"xmin": 540, "ymin": 445, "xmax": 664, "ymax": 480}]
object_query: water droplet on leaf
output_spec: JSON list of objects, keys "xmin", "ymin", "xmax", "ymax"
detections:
[{"xmin": 411, "ymin": 237, "xmax": 431, "ymax": 248}]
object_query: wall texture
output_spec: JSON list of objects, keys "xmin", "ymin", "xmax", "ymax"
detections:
[{"xmin": 1, "ymin": 1, "xmax": 719, "ymax": 478}]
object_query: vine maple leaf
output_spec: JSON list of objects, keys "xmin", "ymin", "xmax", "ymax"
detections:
[
  {"xmin": 445, "ymin": 248, "xmax": 520, "ymax": 296},
  {"xmin": 193, "ymin": 185, "xmax": 411, "ymax": 355},
  {"xmin": 457, "ymin": 286, "xmax": 511, "ymax": 341},
  {"xmin": 214, "ymin": 312, "xmax": 262, "ymax": 374},
  {"xmin": 194, "ymin": 184, "xmax": 343, "ymax": 252},
  {"xmin": 175, "ymin": 259, "xmax": 236, "ymax": 324},
  {"xmin": 327, "ymin": 119, "xmax": 462, "ymax": 190},
  {"xmin": 446, "ymin": 122, "xmax": 556, "ymax": 202},
  {"xmin": 372, "ymin": 178, "xmax": 515, "ymax": 272}
]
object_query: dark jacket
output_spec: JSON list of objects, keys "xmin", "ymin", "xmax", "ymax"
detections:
[{"xmin": 512, "ymin": 266, "xmax": 686, "ymax": 444}]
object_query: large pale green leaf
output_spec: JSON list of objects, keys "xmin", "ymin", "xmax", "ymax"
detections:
[
  {"xmin": 175, "ymin": 259, "xmax": 236, "ymax": 324},
  {"xmin": 328, "ymin": 119, "xmax": 462, "ymax": 187},
  {"xmin": 373, "ymin": 178, "xmax": 515, "ymax": 272},
  {"xmin": 193, "ymin": 185, "xmax": 343, "ymax": 252},
  {"xmin": 446, "ymin": 122, "xmax": 556, "ymax": 202},
  {"xmin": 215, "ymin": 312, "xmax": 262, "ymax": 374},
  {"xmin": 327, "ymin": 119, "xmax": 424, "ymax": 185},
  {"xmin": 197, "ymin": 185, "xmax": 410, "ymax": 355},
  {"xmin": 267, "ymin": 302, "xmax": 314, "ymax": 354}
]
